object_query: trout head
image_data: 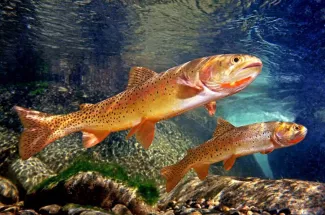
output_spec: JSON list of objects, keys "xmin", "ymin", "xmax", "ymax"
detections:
[
  {"xmin": 272, "ymin": 122, "xmax": 308, "ymax": 147},
  {"xmin": 198, "ymin": 54, "xmax": 262, "ymax": 94}
]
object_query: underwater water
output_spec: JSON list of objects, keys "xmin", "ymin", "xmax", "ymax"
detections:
[{"xmin": 0, "ymin": 0, "xmax": 325, "ymax": 214}]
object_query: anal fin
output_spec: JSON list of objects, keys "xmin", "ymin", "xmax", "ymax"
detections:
[
  {"xmin": 126, "ymin": 119, "xmax": 156, "ymax": 149},
  {"xmin": 192, "ymin": 163, "xmax": 210, "ymax": 180},
  {"xmin": 82, "ymin": 130, "xmax": 110, "ymax": 148},
  {"xmin": 223, "ymin": 154, "xmax": 236, "ymax": 171}
]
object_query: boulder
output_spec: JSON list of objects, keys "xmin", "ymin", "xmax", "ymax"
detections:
[{"xmin": 25, "ymin": 172, "xmax": 156, "ymax": 215}]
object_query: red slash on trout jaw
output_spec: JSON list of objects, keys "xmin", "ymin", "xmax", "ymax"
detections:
[
  {"xmin": 203, "ymin": 61, "xmax": 263, "ymax": 91},
  {"xmin": 220, "ymin": 61, "xmax": 263, "ymax": 89}
]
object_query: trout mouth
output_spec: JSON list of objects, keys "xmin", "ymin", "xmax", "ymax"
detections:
[
  {"xmin": 202, "ymin": 61, "xmax": 262, "ymax": 92},
  {"xmin": 242, "ymin": 62, "xmax": 263, "ymax": 70},
  {"xmin": 218, "ymin": 61, "xmax": 262, "ymax": 89}
]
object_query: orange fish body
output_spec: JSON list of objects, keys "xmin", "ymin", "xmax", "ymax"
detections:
[
  {"xmin": 161, "ymin": 118, "xmax": 308, "ymax": 192},
  {"xmin": 14, "ymin": 54, "xmax": 262, "ymax": 160}
]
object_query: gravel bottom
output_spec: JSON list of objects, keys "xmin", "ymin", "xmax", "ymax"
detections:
[{"xmin": 161, "ymin": 198, "xmax": 292, "ymax": 215}]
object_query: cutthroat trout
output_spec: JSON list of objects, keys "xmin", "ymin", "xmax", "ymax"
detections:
[
  {"xmin": 14, "ymin": 54, "xmax": 262, "ymax": 160},
  {"xmin": 161, "ymin": 118, "xmax": 307, "ymax": 192}
]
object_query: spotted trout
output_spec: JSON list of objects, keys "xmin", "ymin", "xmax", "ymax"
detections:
[
  {"xmin": 14, "ymin": 54, "xmax": 262, "ymax": 160},
  {"xmin": 161, "ymin": 118, "xmax": 307, "ymax": 192}
]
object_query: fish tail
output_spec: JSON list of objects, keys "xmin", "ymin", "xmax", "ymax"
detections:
[
  {"xmin": 160, "ymin": 159, "xmax": 189, "ymax": 192},
  {"xmin": 14, "ymin": 106, "xmax": 70, "ymax": 160}
]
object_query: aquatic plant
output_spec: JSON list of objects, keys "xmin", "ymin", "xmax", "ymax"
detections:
[
  {"xmin": 32, "ymin": 156, "xmax": 159, "ymax": 205},
  {"xmin": 28, "ymin": 82, "xmax": 49, "ymax": 96}
]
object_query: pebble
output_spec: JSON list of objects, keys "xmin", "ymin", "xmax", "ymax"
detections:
[
  {"xmin": 251, "ymin": 206, "xmax": 262, "ymax": 213},
  {"xmin": 221, "ymin": 205, "xmax": 230, "ymax": 212},
  {"xmin": 180, "ymin": 208, "xmax": 195, "ymax": 215},
  {"xmin": 247, "ymin": 211, "xmax": 253, "ymax": 215},
  {"xmin": 167, "ymin": 201, "xmax": 177, "ymax": 209},
  {"xmin": 163, "ymin": 210, "xmax": 175, "ymax": 215},
  {"xmin": 18, "ymin": 210, "xmax": 39, "ymax": 215},
  {"xmin": 196, "ymin": 198, "xmax": 205, "ymax": 204},
  {"xmin": 189, "ymin": 212, "xmax": 202, "ymax": 215},
  {"xmin": 228, "ymin": 209, "xmax": 240, "ymax": 215},
  {"xmin": 80, "ymin": 211, "xmax": 110, "ymax": 215},
  {"xmin": 0, "ymin": 176, "xmax": 19, "ymax": 205},
  {"xmin": 111, "ymin": 204, "xmax": 132, "ymax": 215},
  {"xmin": 268, "ymin": 209, "xmax": 278, "ymax": 215},
  {"xmin": 262, "ymin": 212, "xmax": 271, "ymax": 215},
  {"xmin": 239, "ymin": 205, "xmax": 250, "ymax": 213},
  {"xmin": 278, "ymin": 208, "xmax": 291, "ymax": 215},
  {"xmin": 279, "ymin": 213, "xmax": 285, "ymax": 215},
  {"xmin": 39, "ymin": 204, "xmax": 62, "ymax": 214}
]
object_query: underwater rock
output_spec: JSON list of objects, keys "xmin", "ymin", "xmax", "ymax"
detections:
[
  {"xmin": 19, "ymin": 209, "xmax": 39, "ymax": 215},
  {"xmin": 38, "ymin": 204, "xmax": 62, "ymax": 215},
  {"xmin": 61, "ymin": 203, "xmax": 113, "ymax": 215},
  {"xmin": 0, "ymin": 176, "xmax": 19, "ymax": 204},
  {"xmin": 25, "ymin": 172, "xmax": 156, "ymax": 215},
  {"xmin": 9, "ymin": 157, "xmax": 56, "ymax": 193},
  {"xmin": 159, "ymin": 175, "xmax": 325, "ymax": 215},
  {"xmin": 111, "ymin": 204, "xmax": 132, "ymax": 215}
]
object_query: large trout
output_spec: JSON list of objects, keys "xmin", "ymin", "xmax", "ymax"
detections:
[
  {"xmin": 161, "ymin": 118, "xmax": 307, "ymax": 192},
  {"xmin": 14, "ymin": 54, "xmax": 262, "ymax": 159}
]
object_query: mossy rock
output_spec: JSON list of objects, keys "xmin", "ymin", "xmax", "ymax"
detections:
[
  {"xmin": 32, "ymin": 157, "xmax": 159, "ymax": 206},
  {"xmin": 26, "ymin": 157, "xmax": 159, "ymax": 215}
]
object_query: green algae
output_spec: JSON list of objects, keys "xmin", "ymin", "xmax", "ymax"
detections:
[
  {"xmin": 32, "ymin": 156, "xmax": 159, "ymax": 205},
  {"xmin": 28, "ymin": 82, "xmax": 49, "ymax": 96}
]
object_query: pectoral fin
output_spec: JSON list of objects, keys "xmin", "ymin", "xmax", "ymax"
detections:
[
  {"xmin": 126, "ymin": 119, "xmax": 156, "ymax": 149},
  {"xmin": 176, "ymin": 76, "xmax": 204, "ymax": 99},
  {"xmin": 176, "ymin": 76, "xmax": 204, "ymax": 91},
  {"xmin": 82, "ymin": 130, "xmax": 111, "ymax": 148},
  {"xmin": 223, "ymin": 155, "xmax": 236, "ymax": 171},
  {"xmin": 205, "ymin": 101, "xmax": 216, "ymax": 116},
  {"xmin": 192, "ymin": 163, "xmax": 210, "ymax": 180}
]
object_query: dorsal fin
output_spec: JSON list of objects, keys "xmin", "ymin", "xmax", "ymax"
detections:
[
  {"xmin": 127, "ymin": 67, "xmax": 157, "ymax": 89},
  {"xmin": 213, "ymin": 118, "xmax": 235, "ymax": 137},
  {"xmin": 80, "ymin": 103, "xmax": 93, "ymax": 110}
]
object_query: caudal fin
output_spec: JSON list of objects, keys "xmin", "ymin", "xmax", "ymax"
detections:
[
  {"xmin": 161, "ymin": 162, "xmax": 189, "ymax": 192},
  {"xmin": 14, "ymin": 106, "xmax": 58, "ymax": 160}
]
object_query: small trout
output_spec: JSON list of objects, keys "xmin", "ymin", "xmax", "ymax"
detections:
[
  {"xmin": 14, "ymin": 54, "xmax": 262, "ymax": 160},
  {"xmin": 161, "ymin": 118, "xmax": 307, "ymax": 192}
]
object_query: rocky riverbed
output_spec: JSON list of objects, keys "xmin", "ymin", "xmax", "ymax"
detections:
[{"xmin": 1, "ymin": 169, "xmax": 325, "ymax": 215}]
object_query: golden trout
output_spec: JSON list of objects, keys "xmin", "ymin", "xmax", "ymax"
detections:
[
  {"xmin": 161, "ymin": 118, "xmax": 307, "ymax": 192},
  {"xmin": 14, "ymin": 54, "xmax": 262, "ymax": 160}
]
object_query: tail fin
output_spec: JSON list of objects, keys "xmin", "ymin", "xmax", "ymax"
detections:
[
  {"xmin": 160, "ymin": 161, "xmax": 189, "ymax": 192},
  {"xmin": 14, "ymin": 106, "xmax": 58, "ymax": 160}
]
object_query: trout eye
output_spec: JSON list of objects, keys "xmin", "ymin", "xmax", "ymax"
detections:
[
  {"xmin": 231, "ymin": 56, "xmax": 242, "ymax": 64},
  {"xmin": 294, "ymin": 125, "xmax": 299, "ymax": 131}
]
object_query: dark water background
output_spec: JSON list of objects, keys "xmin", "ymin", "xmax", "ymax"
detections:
[{"xmin": 0, "ymin": 0, "xmax": 325, "ymax": 182}]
